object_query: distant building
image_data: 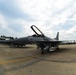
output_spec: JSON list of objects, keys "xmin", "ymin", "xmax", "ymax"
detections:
[{"xmin": 0, "ymin": 35, "xmax": 14, "ymax": 40}]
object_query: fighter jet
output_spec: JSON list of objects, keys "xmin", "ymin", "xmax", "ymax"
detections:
[{"xmin": 0, "ymin": 25, "xmax": 62, "ymax": 54}]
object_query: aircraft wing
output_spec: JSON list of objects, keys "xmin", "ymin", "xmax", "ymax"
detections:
[{"xmin": 37, "ymin": 40, "xmax": 62, "ymax": 44}]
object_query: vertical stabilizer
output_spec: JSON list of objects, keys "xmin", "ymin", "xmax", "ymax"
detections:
[{"xmin": 55, "ymin": 32, "xmax": 59, "ymax": 40}]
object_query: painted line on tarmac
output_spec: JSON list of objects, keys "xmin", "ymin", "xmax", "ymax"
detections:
[{"xmin": 0, "ymin": 54, "xmax": 43, "ymax": 65}]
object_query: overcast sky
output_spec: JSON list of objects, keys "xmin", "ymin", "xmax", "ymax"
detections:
[{"xmin": 0, "ymin": 0, "xmax": 76, "ymax": 40}]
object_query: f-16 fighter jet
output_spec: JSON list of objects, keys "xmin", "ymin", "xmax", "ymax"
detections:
[{"xmin": 0, "ymin": 25, "xmax": 62, "ymax": 54}]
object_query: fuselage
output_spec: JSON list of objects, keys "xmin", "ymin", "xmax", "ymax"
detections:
[
  {"xmin": 0, "ymin": 34, "xmax": 58, "ymax": 45},
  {"xmin": 8, "ymin": 35, "xmax": 53, "ymax": 44}
]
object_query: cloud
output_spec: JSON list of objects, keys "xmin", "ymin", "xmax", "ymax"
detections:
[
  {"xmin": 0, "ymin": 0, "xmax": 33, "ymax": 21},
  {"xmin": 66, "ymin": 25, "xmax": 76, "ymax": 34},
  {"xmin": 0, "ymin": 14, "xmax": 8, "ymax": 28},
  {"xmin": 0, "ymin": 13, "xmax": 26, "ymax": 37},
  {"xmin": 0, "ymin": 0, "xmax": 76, "ymax": 40},
  {"xmin": 0, "ymin": 13, "xmax": 14, "ymax": 35}
]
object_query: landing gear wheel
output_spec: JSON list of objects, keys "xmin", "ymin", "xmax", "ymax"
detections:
[
  {"xmin": 42, "ymin": 51, "xmax": 44, "ymax": 54},
  {"xmin": 55, "ymin": 47, "xmax": 59, "ymax": 51},
  {"xmin": 41, "ymin": 50, "xmax": 44, "ymax": 54},
  {"xmin": 57, "ymin": 47, "xmax": 59, "ymax": 50}
]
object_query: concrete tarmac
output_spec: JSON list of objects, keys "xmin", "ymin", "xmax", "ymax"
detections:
[{"xmin": 0, "ymin": 44, "xmax": 76, "ymax": 75}]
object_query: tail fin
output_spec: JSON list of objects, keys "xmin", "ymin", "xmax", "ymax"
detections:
[{"xmin": 55, "ymin": 32, "xmax": 59, "ymax": 40}]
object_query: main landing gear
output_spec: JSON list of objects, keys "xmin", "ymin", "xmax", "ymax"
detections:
[{"xmin": 41, "ymin": 46, "xmax": 59, "ymax": 54}]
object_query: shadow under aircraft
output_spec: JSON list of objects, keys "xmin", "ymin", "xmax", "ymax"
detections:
[{"xmin": 0, "ymin": 25, "xmax": 62, "ymax": 54}]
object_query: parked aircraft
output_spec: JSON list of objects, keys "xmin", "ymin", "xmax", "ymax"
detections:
[{"xmin": 0, "ymin": 25, "xmax": 62, "ymax": 54}]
